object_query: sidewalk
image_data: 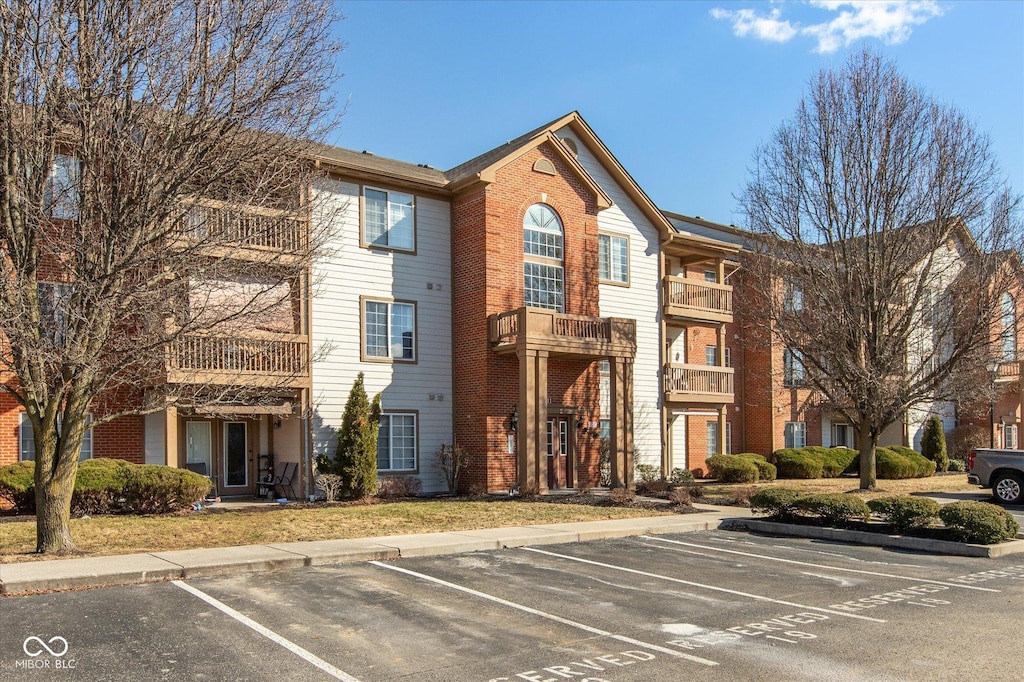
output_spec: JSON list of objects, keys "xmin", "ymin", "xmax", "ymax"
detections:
[{"xmin": 0, "ymin": 505, "xmax": 751, "ymax": 596}]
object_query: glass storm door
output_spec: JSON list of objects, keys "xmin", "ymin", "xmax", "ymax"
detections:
[
  {"xmin": 186, "ymin": 421, "xmax": 213, "ymax": 487},
  {"xmin": 223, "ymin": 422, "xmax": 249, "ymax": 490}
]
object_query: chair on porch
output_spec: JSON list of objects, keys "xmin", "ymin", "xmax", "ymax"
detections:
[{"xmin": 271, "ymin": 461, "xmax": 298, "ymax": 500}]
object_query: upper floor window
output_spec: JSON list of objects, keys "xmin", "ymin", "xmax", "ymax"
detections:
[
  {"xmin": 378, "ymin": 413, "xmax": 417, "ymax": 471},
  {"xmin": 705, "ymin": 346, "xmax": 732, "ymax": 367},
  {"xmin": 363, "ymin": 299, "xmax": 415, "ymax": 362},
  {"xmin": 44, "ymin": 155, "xmax": 80, "ymax": 220},
  {"xmin": 783, "ymin": 348, "xmax": 806, "ymax": 386},
  {"xmin": 523, "ymin": 204, "xmax": 564, "ymax": 311},
  {"xmin": 598, "ymin": 233, "xmax": 629, "ymax": 284},
  {"xmin": 38, "ymin": 282, "xmax": 73, "ymax": 346},
  {"xmin": 363, "ymin": 187, "xmax": 414, "ymax": 251},
  {"xmin": 704, "ymin": 270, "xmax": 717, "ymax": 283},
  {"xmin": 783, "ymin": 281, "xmax": 803, "ymax": 313},
  {"xmin": 1002, "ymin": 293, "xmax": 1016, "ymax": 362},
  {"xmin": 20, "ymin": 412, "xmax": 92, "ymax": 461}
]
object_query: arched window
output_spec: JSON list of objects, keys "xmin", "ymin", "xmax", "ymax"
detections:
[
  {"xmin": 1002, "ymin": 293, "xmax": 1016, "ymax": 361},
  {"xmin": 523, "ymin": 204, "xmax": 564, "ymax": 312}
]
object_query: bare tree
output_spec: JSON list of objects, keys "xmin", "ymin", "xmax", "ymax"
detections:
[
  {"xmin": 1, "ymin": 0, "xmax": 342, "ymax": 553},
  {"xmin": 740, "ymin": 50, "xmax": 1022, "ymax": 489}
]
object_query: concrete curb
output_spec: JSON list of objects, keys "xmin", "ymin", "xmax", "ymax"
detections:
[
  {"xmin": 722, "ymin": 518, "xmax": 1024, "ymax": 558},
  {"xmin": 0, "ymin": 511, "xmax": 738, "ymax": 596}
]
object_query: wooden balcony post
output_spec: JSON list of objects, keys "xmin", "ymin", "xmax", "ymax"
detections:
[
  {"xmin": 516, "ymin": 348, "xmax": 548, "ymax": 493},
  {"xmin": 164, "ymin": 406, "xmax": 178, "ymax": 467},
  {"xmin": 717, "ymin": 406, "xmax": 727, "ymax": 455},
  {"xmin": 609, "ymin": 356, "xmax": 634, "ymax": 489}
]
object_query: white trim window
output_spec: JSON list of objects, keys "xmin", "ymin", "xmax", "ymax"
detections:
[
  {"xmin": 364, "ymin": 300, "xmax": 415, "ymax": 361},
  {"xmin": 783, "ymin": 348, "xmax": 806, "ymax": 387},
  {"xmin": 19, "ymin": 412, "xmax": 93, "ymax": 461},
  {"xmin": 783, "ymin": 281, "xmax": 803, "ymax": 313},
  {"xmin": 38, "ymin": 282, "xmax": 73, "ymax": 346},
  {"xmin": 598, "ymin": 233, "xmax": 629, "ymax": 284},
  {"xmin": 44, "ymin": 154, "xmax": 81, "ymax": 220},
  {"xmin": 725, "ymin": 422, "xmax": 732, "ymax": 454},
  {"xmin": 523, "ymin": 204, "xmax": 564, "ymax": 311},
  {"xmin": 378, "ymin": 413, "xmax": 416, "ymax": 471},
  {"xmin": 364, "ymin": 187, "xmax": 414, "ymax": 250},
  {"xmin": 598, "ymin": 359, "xmax": 610, "ymax": 438},
  {"xmin": 1002, "ymin": 293, "xmax": 1016, "ymax": 362},
  {"xmin": 706, "ymin": 422, "xmax": 718, "ymax": 455},
  {"xmin": 784, "ymin": 421, "xmax": 806, "ymax": 449}
]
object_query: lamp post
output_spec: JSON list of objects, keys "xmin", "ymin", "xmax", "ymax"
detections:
[{"xmin": 987, "ymin": 360, "xmax": 1000, "ymax": 448}]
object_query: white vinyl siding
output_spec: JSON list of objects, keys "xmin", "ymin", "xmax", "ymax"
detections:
[
  {"xmin": 364, "ymin": 187, "xmax": 414, "ymax": 250},
  {"xmin": 598, "ymin": 233, "xmax": 629, "ymax": 284},
  {"xmin": 559, "ymin": 130, "xmax": 662, "ymax": 469},
  {"xmin": 20, "ymin": 412, "xmax": 92, "ymax": 461},
  {"xmin": 312, "ymin": 179, "xmax": 452, "ymax": 493},
  {"xmin": 378, "ymin": 413, "xmax": 416, "ymax": 471}
]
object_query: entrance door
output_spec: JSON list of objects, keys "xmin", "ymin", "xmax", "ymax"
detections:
[
  {"xmin": 222, "ymin": 421, "xmax": 250, "ymax": 493},
  {"xmin": 833, "ymin": 423, "xmax": 851, "ymax": 449},
  {"xmin": 186, "ymin": 421, "xmax": 214, "ymax": 493},
  {"xmin": 547, "ymin": 418, "xmax": 570, "ymax": 490}
]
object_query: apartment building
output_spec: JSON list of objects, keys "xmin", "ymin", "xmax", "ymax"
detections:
[{"xmin": 7, "ymin": 111, "xmax": 1017, "ymax": 496}]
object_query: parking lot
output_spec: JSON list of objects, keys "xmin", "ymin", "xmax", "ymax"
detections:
[{"xmin": 2, "ymin": 530, "xmax": 1022, "ymax": 681}]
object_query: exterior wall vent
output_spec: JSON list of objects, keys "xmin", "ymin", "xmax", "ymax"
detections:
[{"xmin": 533, "ymin": 158, "xmax": 556, "ymax": 175}]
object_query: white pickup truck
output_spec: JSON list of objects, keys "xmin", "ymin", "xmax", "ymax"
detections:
[{"xmin": 968, "ymin": 449, "xmax": 1024, "ymax": 504}]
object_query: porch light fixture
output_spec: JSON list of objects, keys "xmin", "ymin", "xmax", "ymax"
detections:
[
  {"xmin": 510, "ymin": 410, "xmax": 518, "ymax": 432},
  {"xmin": 576, "ymin": 415, "xmax": 585, "ymax": 430}
]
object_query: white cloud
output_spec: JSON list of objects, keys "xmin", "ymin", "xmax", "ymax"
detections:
[
  {"xmin": 710, "ymin": 7, "xmax": 799, "ymax": 43},
  {"xmin": 710, "ymin": 1, "xmax": 945, "ymax": 53}
]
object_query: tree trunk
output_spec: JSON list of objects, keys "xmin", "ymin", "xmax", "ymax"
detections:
[
  {"xmin": 35, "ymin": 468, "xmax": 77, "ymax": 554},
  {"xmin": 857, "ymin": 422, "xmax": 877, "ymax": 490}
]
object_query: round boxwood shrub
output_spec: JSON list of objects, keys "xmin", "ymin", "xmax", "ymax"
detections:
[
  {"xmin": 876, "ymin": 447, "xmax": 936, "ymax": 479},
  {"xmin": 749, "ymin": 486, "xmax": 804, "ymax": 519},
  {"xmin": 73, "ymin": 458, "xmax": 134, "ymax": 514},
  {"xmin": 0, "ymin": 460, "xmax": 36, "ymax": 513},
  {"xmin": 939, "ymin": 501, "xmax": 1021, "ymax": 544},
  {"xmin": 947, "ymin": 459, "xmax": 967, "ymax": 473},
  {"xmin": 793, "ymin": 493, "xmax": 871, "ymax": 525},
  {"xmin": 706, "ymin": 454, "xmax": 759, "ymax": 483},
  {"xmin": 734, "ymin": 453, "xmax": 777, "ymax": 481},
  {"xmin": 769, "ymin": 448, "xmax": 823, "ymax": 479},
  {"xmin": 122, "ymin": 464, "xmax": 211, "ymax": 514},
  {"xmin": 820, "ymin": 447, "xmax": 859, "ymax": 477},
  {"xmin": 866, "ymin": 496, "xmax": 941, "ymax": 533},
  {"xmin": 669, "ymin": 467, "xmax": 695, "ymax": 485}
]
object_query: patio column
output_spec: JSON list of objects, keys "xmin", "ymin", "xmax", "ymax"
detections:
[
  {"xmin": 517, "ymin": 349, "xmax": 549, "ymax": 492},
  {"xmin": 610, "ymin": 356, "xmax": 635, "ymax": 489}
]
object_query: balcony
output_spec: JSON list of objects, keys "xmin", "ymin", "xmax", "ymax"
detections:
[
  {"xmin": 663, "ymin": 364, "xmax": 735, "ymax": 404},
  {"xmin": 489, "ymin": 307, "xmax": 636, "ymax": 358},
  {"xmin": 996, "ymin": 361, "xmax": 1021, "ymax": 383},
  {"xmin": 663, "ymin": 276, "xmax": 733, "ymax": 324},
  {"xmin": 171, "ymin": 199, "xmax": 308, "ymax": 264},
  {"xmin": 166, "ymin": 332, "xmax": 309, "ymax": 388}
]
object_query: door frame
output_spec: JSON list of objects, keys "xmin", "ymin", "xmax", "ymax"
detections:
[
  {"xmin": 546, "ymin": 407, "xmax": 578, "ymax": 490},
  {"xmin": 222, "ymin": 420, "xmax": 250, "ymax": 492}
]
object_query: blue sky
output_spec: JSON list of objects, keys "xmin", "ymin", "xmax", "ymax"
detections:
[{"xmin": 328, "ymin": 1, "xmax": 1023, "ymax": 226}]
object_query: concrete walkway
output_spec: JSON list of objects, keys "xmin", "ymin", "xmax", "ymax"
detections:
[{"xmin": 0, "ymin": 505, "xmax": 751, "ymax": 596}]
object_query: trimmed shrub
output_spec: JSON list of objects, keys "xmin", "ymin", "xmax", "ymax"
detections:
[
  {"xmin": 749, "ymin": 487, "xmax": 804, "ymax": 519},
  {"xmin": 706, "ymin": 454, "xmax": 759, "ymax": 483},
  {"xmin": 794, "ymin": 493, "xmax": 870, "ymax": 525},
  {"xmin": 609, "ymin": 486, "xmax": 635, "ymax": 505},
  {"xmin": 947, "ymin": 459, "xmax": 967, "ymax": 473},
  {"xmin": 820, "ymin": 447, "xmax": 859, "ymax": 477},
  {"xmin": 867, "ymin": 496, "xmax": 941, "ymax": 533},
  {"xmin": 377, "ymin": 476, "xmax": 423, "ymax": 498},
  {"xmin": 769, "ymin": 448, "xmax": 824, "ymax": 479},
  {"xmin": 0, "ymin": 459, "xmax": 208, "ymax": 516},
  {"xmin": 876, "ymin": 447, "xmax": 936, "ymax": 479},
  {"xmin": 668, "ymin": 487, "xmax": 692, "ymax": 506},
  {"xmin": 939, "ymin": 501, "xmax": 1021, "ymax": 544},
  {"xmin": 669, "ymin": 467, "xmax": 695, "ymax": 485},
  {"xmin": 635, "ymin": 463, "xmax": 662, "ymax": 485},
  {"xmin": 734, "ymin": 453, "xmax": 777, "ymax": 481},
  {"xmin": 920, "ymin": 416, "xmax": 949, "ymax": 472},
  {"xmin": 0, "ymin": 461, "xmax": 36, "ymax": 513}
]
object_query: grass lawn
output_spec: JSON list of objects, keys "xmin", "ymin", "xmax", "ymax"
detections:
[
  {"xmin": 0, "ymin": 499, "xmax": 671, "ymax": 563},
  {"xmin": 0, "ymin": 475, "xmax": 983, "ymax": 563}
]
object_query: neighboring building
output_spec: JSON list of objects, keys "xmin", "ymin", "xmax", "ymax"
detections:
[{"xmin": 5, "ymin": 112, "xmax": 1020, "ymax": 495}]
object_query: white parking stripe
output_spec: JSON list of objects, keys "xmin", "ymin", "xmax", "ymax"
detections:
[
  {"xmin": 639, "ymin": 536, "xmax": 1001, "ymax": 592},
  {"xmin": 370, "ymin": 561, "xmax": 718, "ymax": 667},
  {"xmin": 522, "ymin": 547, "xmax": 887, "ymax": 623},
  {"xmin": 172, "ymin": 581, "xmax": 361, "ymax": 682}
]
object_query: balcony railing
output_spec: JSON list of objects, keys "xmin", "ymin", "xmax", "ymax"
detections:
[
  {"xmin": 173, "ymin": 200, "xmax": 308, "ymax": 255},
  {"xmin": 664, "ymin": 277, "xmax": 733, "ymax": 323},
  {"xmin": 997, "ymin": 361, "xmax": 1021, "ymax": 381},
  {"xmin": 167, "ymin": 333, "xmax": 309, "ymax": 387},
  {"xmin": 489, "ymin": 307, "xmax": 636, "ymax": 357},
  {"xmin": 664, "ymin": 363, "xmax": 735, "ymax": 403}
]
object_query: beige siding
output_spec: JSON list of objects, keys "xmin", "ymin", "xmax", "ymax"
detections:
[
  {"xmin": 558, "ymin": 130, "xmax": 663, "ymax": 469},
  {"xmin": 311, "ymin": 179, "xmax": 453, "ymax": 492}
]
